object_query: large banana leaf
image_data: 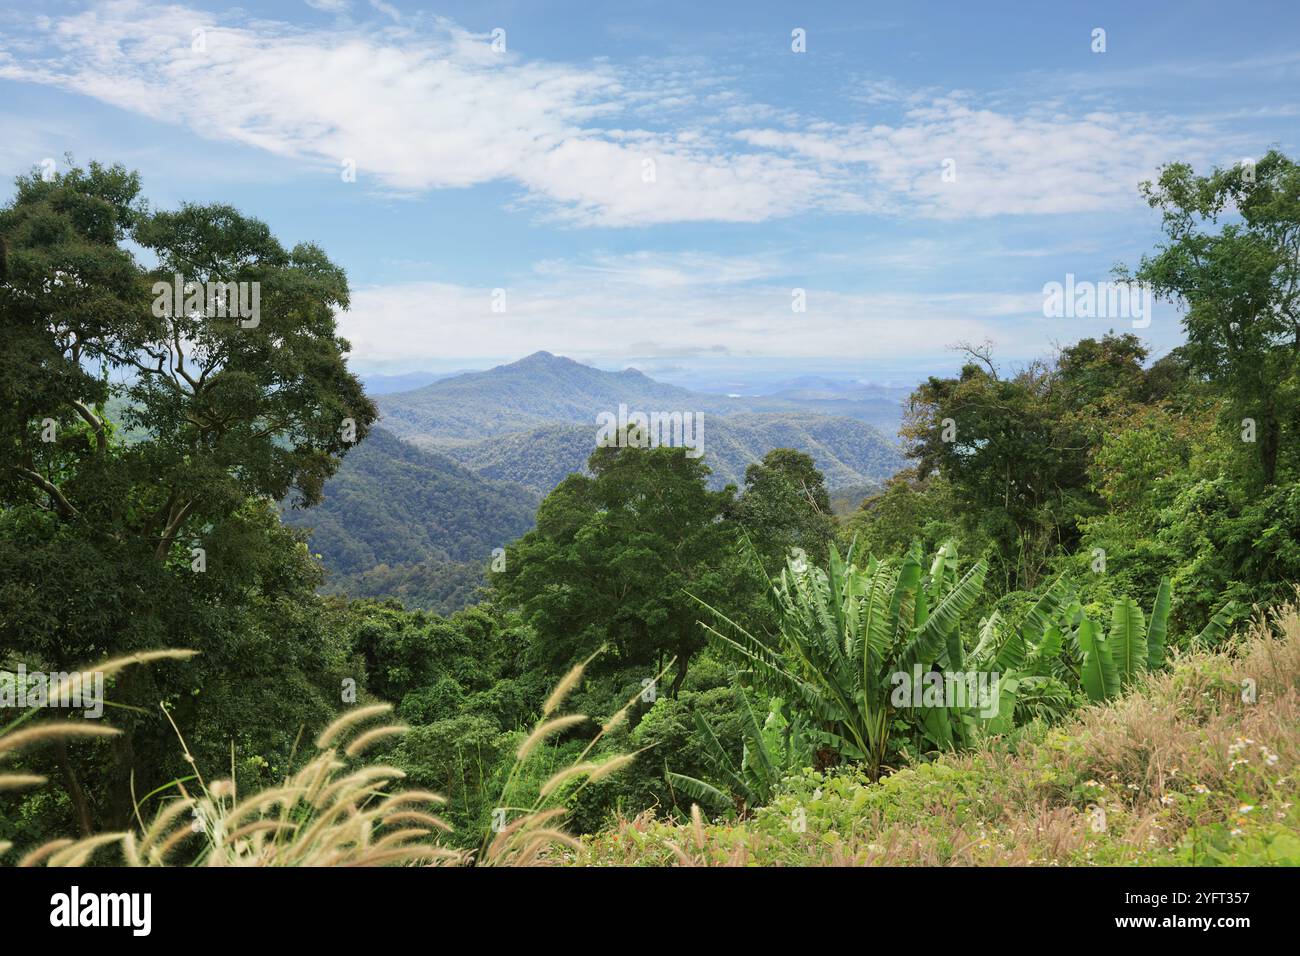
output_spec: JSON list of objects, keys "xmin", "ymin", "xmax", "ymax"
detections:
[
  {"xmin": 1078, "ymin": 616, "xmax": 1121, "ymax": 701},
  {"xmin": 897, "ymin": 559, "xmax": 988, "ymax": 675},
  {"xmin": 665, "ymin": 771, "xmax": 733, "ymax": 808},
  {"xmin": 1146, "ymin": 577, "xmax": 1172, "ymax": 670},
  {"xmin": 736, "ymin": 687, "xmax": 776, "ymax": 791},
  {"xmin": 1109, "ymin": 596, "xmax": 1148, "ymax": 687},
  {"xmin": 996, "ymin": 576, "xmax": 1070, "ymax": 672},
  {"xmin": 968, "ymin": 612, "xmax": 1003, "ymax": 666}
]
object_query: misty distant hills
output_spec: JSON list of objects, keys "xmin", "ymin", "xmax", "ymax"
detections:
[
  {"xmin": 426, "ymin": 413, "xmax": 904, "ymax": 493},
  {"xmin": 378, "ymin": 351, "xmax": 771, "ymax": 440},
  {"xmin": 377, "ymin": 351, "xmax": 907, "ymax": 490},
  {"xmin": 294, "ymin": 352, "xmax": 910, "ymax": 612}
]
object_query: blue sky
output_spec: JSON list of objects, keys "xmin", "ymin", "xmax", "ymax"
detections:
[{"xmin": 2, "ymin": 0, "xmax": 1298, "ymax": 389}]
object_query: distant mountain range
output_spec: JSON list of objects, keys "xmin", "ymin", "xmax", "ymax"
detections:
[
  {"xmin": 430, "ymin": 413, "xmax": 903, "ymax": 494},
  {"xmin": 291, "ymin": 351, "xmax": 910, "ymax": 612},
  {"xmin": 359, "ymin": 370, "xmax": 459, "ymax": 394},
  {"xmin": 376, "ymin": 351, "xmax": 907, "ymax": 490}
]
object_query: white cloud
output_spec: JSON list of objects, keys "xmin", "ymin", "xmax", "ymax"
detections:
[
  {"xmin": 735, "ymin": 103, "xmax": 1214, "ymax": 218},
  {"xmin": 0, "ymin": 0, "xmax": 1229, "ymax": 226},
  {"xmin": 338, "ymin": 250, "xmax": 1102, "ymax": 366}
]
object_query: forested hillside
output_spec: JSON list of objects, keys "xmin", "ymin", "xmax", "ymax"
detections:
[
  {"xmin": 278, "ymin": 426, "xmax": 537, "ymax": 612},
  {"xmin": 280, "ymin": 426, "xmax": 536, "ymax": 573},
  {"xmin": 432, "ymin": 412, "xmax": 905, "ymax": 492}
]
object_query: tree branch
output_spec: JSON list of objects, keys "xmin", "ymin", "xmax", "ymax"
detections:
[
  {"xmin": 12, "ymin": 466, "xmax": 78, "ymax": 518},
  {"xmin": 70, "ymin": 399, "xmax": 107, "ymax": 454},
  {"xmin": 154, "ymin": 499, "xmax": 195, "ymax": 561}
]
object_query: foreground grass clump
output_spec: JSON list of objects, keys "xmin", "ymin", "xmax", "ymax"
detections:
[
  {"xmin": 3, "ymin": 656, "xmax": 619, "ymax": 867},
  {"xmin": 582, "ymin": 608, "xmax": 1300, "ymax": 866}
]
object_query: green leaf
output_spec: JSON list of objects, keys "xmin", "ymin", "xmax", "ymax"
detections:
[
  {"xmin": 1195, "ymin": 600, "xmax": 1242, "ymax": 648},
  {"xmin": 898, "ymin": 559, "xmax": 988, "ymax": 676},
  {"xmin": 666, "ymin": 771, "xmax": 732, "ymax": 809},
  {"xmin": 1146, "ymin": 577, "xmax": 1172, "ymax": 671},
  {"xmin": 1109, "ymin": 596, "xmax": 1147, "ymax": 688},
  {"xmin": 1078, "ymin": 616, "xmax": 1120, "ymax": 701}
]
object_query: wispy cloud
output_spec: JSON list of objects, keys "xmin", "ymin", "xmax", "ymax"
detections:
[{"xmin": 0, "ymin": 0, "xmax": 1231, "ymax": 226}]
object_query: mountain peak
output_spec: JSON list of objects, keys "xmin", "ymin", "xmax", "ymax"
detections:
[{"xmin": 511, "ymin": 350, "xmax": 567, "ymax": 367}]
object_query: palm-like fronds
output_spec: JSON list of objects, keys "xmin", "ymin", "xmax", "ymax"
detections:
[
  {"xmin": 1073, "ymin": 576, "xmax": 1185, "ymax": 702},
  {"xmin": 695, "ymin": 542, "xmax": 988, "ymax": 778},
  {"xmin": 665, "ymin": 688, "xmax": 810, "ymax": 813}
]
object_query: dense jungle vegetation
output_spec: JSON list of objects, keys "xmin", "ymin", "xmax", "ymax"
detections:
[{"xmin": 1, "ymin": 153, "xmax": 1298, "ymax": 866}]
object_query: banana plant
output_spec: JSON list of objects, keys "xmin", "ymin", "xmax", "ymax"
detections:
[
  {"xmin": 1075, "ymin": 577, "xmax": 1172, "ymax": 702},
  {"xmin": 925, "ymin": 575, "xmax": 1074, "ymax": 746},
  {"xmin": 665, "ymin": 687, "xmax": 811, "ymax": 813},
  {"xmin": 1194, "ymin": 599, "xmax": 1245, "ymax": 648},
  {"xmin": 693, "ymin": 541, "xmax": 987, "ymax": 779}
]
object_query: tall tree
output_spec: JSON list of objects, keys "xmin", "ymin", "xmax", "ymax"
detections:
[
  {"xmin": 494, "ymin": 439, "xmax": 746, "ymax": 696},
  {"xmin": 0, "ymin": 161, "xmax": 375, "ymax": 828},
  {"xmin": 732, "ymin": 448, "xmax": 836, "ymax": 571},
  {"xmin": 1128, "ymin": 150, "xmax": 1300, "ymax": 484}
]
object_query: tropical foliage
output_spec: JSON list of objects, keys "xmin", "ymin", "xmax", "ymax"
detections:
[{"xmin": 5, "ymin": 152, "xmax": 1300, "ymax": 868}]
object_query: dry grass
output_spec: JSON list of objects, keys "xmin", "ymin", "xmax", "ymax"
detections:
[
  {"xmin": 582, "ymin": 606, "xmax": 1300, "ymax": 866},
  {"xmin": 3, "ymin": 651, "xmax": 631, "ymax": 867}
]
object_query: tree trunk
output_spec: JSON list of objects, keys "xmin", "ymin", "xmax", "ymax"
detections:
[{"xmin": 56, "ymin": 740, "xmax": 95, "ymax": 837}]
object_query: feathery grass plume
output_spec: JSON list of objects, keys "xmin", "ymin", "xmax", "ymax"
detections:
[
  {"xmin": 88, "ymin": 649, "xmax": 199, "ymax": 676},
  {"xmin": 541, "ymin": 645, "xmax": 605, "ymax": 717},
  {"xmin": 479, "ymin": 655, "xmax": 642, "ymax": 866},
  {"xmin": 691, "ymin": 803, "xmax": 706, "ymax": 851},
  {"xmin": 0, "ymin": 648, "xmax": 202, "ymax": 867},
  {"xmin": 516, "ymin": 714, "xmax": 588, "ymax": 761},
  {"xmin": 0, "ymin": 722, "xmax": 120, "ymax": 795},
  {"xmin": 222, "ymin": 819, "xmax": 299, "ymax": 848},
  {"xmin": 542, "ymin": 667, "xmax": 583, "ymax": 719},
  {"xmin": 381, "ymin": 810, "xmax": 451, "ymax": 832},
  {"xmin": 18, "ymin": 839, "xmax": 73, "ymax": 867},
  {"xmin": 123, "ymin": 707, "xmax": 462, "ymax": 866},
  {"xmin": 482, "ymin": 808, "xmax": 571, "ymax": 866},
  {"xmin": 668, "ymin": 841, "xmax": 696, "ymax": 867},
  {"xmin": 43, "ymin": 650, "xmax": 199, "ymax": 709},
  {"xmin": 0, "ymin": 773, "xmax": 47, "ymax": 791},
  {"xmin": 313, "ymin": 765, "xmax": 406, "ymax": 809},
  {"xmin": 0, "ymin": 722, "xmax": 119, "ymax": 754},
  {"xmin": 316, "ymin": 703, "xmax": 393, "ymax": 750},
  {"xmin": 589, "ymin": 753, "xmax": 636, "ymax": 783},
  {"xmin": 344, "ymin": 724, "xmax": 407, "ymax": 758},
  {"xmin": 378, "ymin": 790, "xmax": 446, "ymax": 809},
  {"xmin": 121, "ymin": 832, "xmax": 142, "ymax": 868},
  {"xmin": 602, "ymin": 703, "xmax": 632, "ymax": 734},
  {"xmin": 9, "ymin": 666, "xmax": 630, "ymax": 867},
  {"xmin": 47, "ymin": 833, "xmax": 127, "ymax": 868},
  {"xmin": 138, "ymin": 797, "xmax": 197, "ymax": 861},
  {"xmin": 539, "ymin": 762, "xmax": 600, "ymax": 799}
]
